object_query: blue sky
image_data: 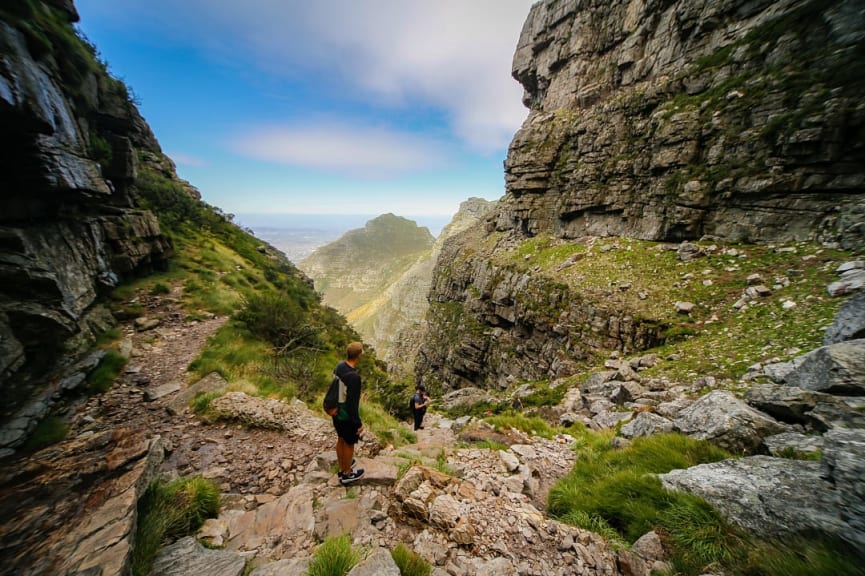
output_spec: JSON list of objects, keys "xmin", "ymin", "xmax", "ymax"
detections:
[{"xmin": 74, "ymin": 1, "xmax": 534, "ymax": 224}]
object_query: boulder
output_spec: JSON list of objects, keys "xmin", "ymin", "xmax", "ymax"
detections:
[
  {"xmin": 673, "ymin": 390, "xmax": 786, "ymax": 454},
  {"xmin": 249, "ymin": 558, "xmax": 310, "ymax": 576},
  {"xmin": 620, "ymin": 412, "xmax": 674, "ymax": 439},
  {"xmin": 149, "ymin": 536, "xmax": 245, "ymax": 576},
  {"xmin": 822, "ymin": 428, "xmax": 865, "ymax": 549},
  {"xmin": 763, "ymin": 432, "xmax": 823, "ymax": 457},
  {"xmin": 347, "ymin": 548, "xmax": 400, "ymax": 576},
  {"xmin": 660, "ymin": 456, "xmax": 845, "ymax": 540},
  {"xmin": 785, "ymin": 339, "xmax": 865, "ymax": 395},
  {"xmin": 824, "ymin": 293, "xmax": 865, "ymax": 344}
]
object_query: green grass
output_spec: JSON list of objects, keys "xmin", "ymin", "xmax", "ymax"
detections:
[
  {"xmin": 359, "ymin": 402, "xmax": 416, "ymax": 448},
  {"xmin": 85, "ymin": 350, "xmax": 128, "ymax": 393},
  {"xmin": 190, "ymin": 391, "xmax": 222, "ymax": 416},
  {"xmin": 776, "ymin": 446, "xmax": 822, "ymax": 461},
  {"xmin": 19, "ymin": 416, "xmax": 68, "ymax": 453},
  {"xmin": 546, "ymin": 429, "xmax": 865, "ymax": 574},
  {"xmin": 391, "ymin": 543, "xmax": 432, "ymax": 576},
  {"xmin": 548, "ymin": 432, "xmax": 731, "ymax": 557},
  {"xmin": 493, "ymin": 236, "xmax": 852, "ymax": 381},
  {"xmin": 741, "ymin": 537, "xmax": 865, "ymax": 576},
  {"xmin": 307, "ymin": 534, "xmax": 360, "ymax": 576},
  {"xmin": 132, "ymin": 476, "xmax": 220, "ymax": 576},
  {"xmin": 484, "ymin": 413, "xmax": 558, "ymax": 439}
]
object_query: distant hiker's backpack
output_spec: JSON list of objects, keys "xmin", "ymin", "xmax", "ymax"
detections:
[{"xmin": 323, "ymin": 373, "xmax": 348, "ymax": 419}]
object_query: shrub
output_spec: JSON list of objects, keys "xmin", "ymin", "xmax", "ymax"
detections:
[
  {"xmin": 307, "ymin": 534, "xmax": 360, "ymax": 576},
  {"xmin": 237, "ymin": 292, "xmax": 320, "ymax": 354},
  {"xmin": 133, "ymin": 476, "xmax": 220, "ymax": 576},
  {"xmin": 391, "ymin": 543, "xmax": 431, "ymax": 576},
  {"xmin": 149, "ymin": 282, "xmax": 171, "ymax": 295}
]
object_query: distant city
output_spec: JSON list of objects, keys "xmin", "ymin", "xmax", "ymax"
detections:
[{"xmin": 235, "ymin": 213, "xmax": 450, "ymax": 263}]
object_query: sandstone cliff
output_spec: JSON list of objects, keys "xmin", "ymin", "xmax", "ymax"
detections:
[
  {"xmin": 1, "ymin": 2, "xmax": 182, "ymax": 451},
  {"xmin": 502, "ymin": 0, "xmax": 865, "ymax": 248},
  {"xmin": 416, "ymin": 0, "xmax": 865, "ymax": 393}
]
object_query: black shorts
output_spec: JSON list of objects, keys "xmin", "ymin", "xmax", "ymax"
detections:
[{"xmin": 333, "ymin": 418, "xmax": 360, "ymax": 445}]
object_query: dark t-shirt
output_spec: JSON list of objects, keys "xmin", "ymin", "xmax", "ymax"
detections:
[
  {"xmin": 334, "ymin": 361, "xmax": 362, "ymax": 427},
  {"xmin": 412, "ymin": 393, "xmax": 426, "ymax": 413}
]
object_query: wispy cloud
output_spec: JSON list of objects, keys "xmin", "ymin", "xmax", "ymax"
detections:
[
  {"xmin": 168, "ymin": 152, "xmax": 208, "ymax": 168},
  {"xmin": 82, "ymin": 0, "xmax": 533, "ymax": 153},
  {"xmin": 231, "ymin": 122, "xmax": 452, "ymax": 178}
]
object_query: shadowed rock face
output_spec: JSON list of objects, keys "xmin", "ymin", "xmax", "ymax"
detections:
[
  {"xmin": 0, "ymin": 8, "xmax": 171, "ymax": 443},
  {"xmin": 499, "ymin": 0, "xmax": 865, "ymax": 249}
]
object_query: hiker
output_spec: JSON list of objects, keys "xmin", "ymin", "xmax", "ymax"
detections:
[
  {"xmin": 411, "ymin": 384, "xmax": 430, "ymax": 430},
  {"xmin": 333, "ymin": 341, "xmax": 365, "ymax": 485}
]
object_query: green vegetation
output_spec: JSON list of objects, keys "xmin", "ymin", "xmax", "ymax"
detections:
[
  {"xmin": 549, "ymin": 432, "xmax": 731, "ymax": 541},
  {"xmin": 19, "ymin": 415, "xmax": 68, "ymax": 453},
  {"xmin": 391, "ymin": 543, "xmax": 432, "ymax": 576},
  {"xmin": 776, "ymin": 447, "xmax": 822, "ymax": 461},
  {"xmin": 741, "ymin": 537, "xmax": 865, "ymax": 576},
  {"xmin": 359, "ymin": 401, "xmax": 416, "ymax": 448},
  {"xmin": 133, "ymin": 476, "xmax": 220, "ymax": 576},
  {"xmin": 485, "ymin": 413, "xmax": 557, "ymax": 439},
  {"xmin": 493, "ymin": 235, "xmax": 851, "ymax": 382},
  {"xmin": 85, "ymin": 350, "xmax": 128, "ymax": 394},
  {"xmin": 307, "ymin": 534, "xmax": 360, "ymax": 576}
]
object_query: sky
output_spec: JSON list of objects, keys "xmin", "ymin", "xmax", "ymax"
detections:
[{"xmin": 73, "ymin": 1, "xmax": 536, "ymax": 226}]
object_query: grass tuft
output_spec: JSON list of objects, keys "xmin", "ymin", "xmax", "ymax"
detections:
[
  {"xmin": 133, "ymin": 476, "xmax": 220, "ymax": 576},
  {"xmin": 85, "ymin": 350, "xmax": 128, "ymax": 394},
  {"xmin": 485, "ymin": 413, "xmax": 557, "ymax": 439},
  {"xmin": 307, "ymin": 534, "xmax": 360, "ymax": 576},
  {"xmin": 391, "ymin": 543, "xmax": 432, "ymax": 576},
  {"xmin": 20, "ymin": 415, "xmax": 68, "ymax": 453}
]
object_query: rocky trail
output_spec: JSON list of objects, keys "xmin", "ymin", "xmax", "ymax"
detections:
[{"xmin": 0, "ymin": 293, "xmax": 627, "ymax": 576}]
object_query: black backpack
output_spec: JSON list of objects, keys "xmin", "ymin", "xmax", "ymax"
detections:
[{"xmin": 323, "ymin": 375, "xmax": 341, "ymax": 417}]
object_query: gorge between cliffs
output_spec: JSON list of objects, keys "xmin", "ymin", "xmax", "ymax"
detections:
[{"xmin": 1, "ymin": 1, "xmax": 865, "ymax": 575}]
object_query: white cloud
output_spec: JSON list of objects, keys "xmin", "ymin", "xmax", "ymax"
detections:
[
  {"xmin": 168, "ymin": 152, "xmax": 208, "ymax": 167},
  {"xmin": 81, "ymin": 0, "xmax": 534, "ymax": 153},
  {"xmin": 231, "ymin": 122, "xmax": 452, "ymax": 177}
]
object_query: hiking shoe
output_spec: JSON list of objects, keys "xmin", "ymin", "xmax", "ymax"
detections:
[{"xmin": 339, "ymin": 468, "xmax": 365, "ymax": 485}]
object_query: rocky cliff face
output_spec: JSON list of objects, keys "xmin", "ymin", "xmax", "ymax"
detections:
[
  {"xmin": 502, "ymin": 0, "xmax": 865, "ymax": 248},
  {"xmin": 416, "ymin": 0, "xmax": 865, "ymax": 393},
  {"xmin": 0, "ymin": 3, "xmax": 175, "ymax": 451}
]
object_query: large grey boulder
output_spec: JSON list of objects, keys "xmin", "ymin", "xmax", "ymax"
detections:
[
  {"xmin": 822, "ymin": 428, "xmax": 865, "ymax": 549},
  {"xmin": 149, "ymin": 536, "xmax": 245, "ymax": 576},
  {"xmin": 785, "ymin": 339, "xmax": 865, "ymax": 395},
  {"xmin": 824, "ymin": 293, "xmax": 865, "ymax": 344},
  {"xmin": 746, "ymin": 383, "xmax": 865, "ymax": 431},
  {"xmin": 660, "ymin": 457, "xmax": 845, "ymax": 540},
  {"xmin": 620, "ymin": 412, "xmax": 674, "ymax": 439},
  {"xmin": 673, "ymin": 391, "xmax": 786, "ymax": 454}
]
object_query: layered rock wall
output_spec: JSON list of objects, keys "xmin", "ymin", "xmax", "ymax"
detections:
[
  {"xmin": 0, "ymin": 6, "xmax": 171, "ymax": 446},
  {"xmin": 416, "ymin": 0, "xmax": 865, "ymax": 392},
  {"xmin": 501, "ymin": 0, "xmax": 865, "ymax": 247}
]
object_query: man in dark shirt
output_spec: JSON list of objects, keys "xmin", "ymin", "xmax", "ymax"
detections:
[{"xmin": 333, "ymin": 341, "xmax": 365, "ymax": 485}]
